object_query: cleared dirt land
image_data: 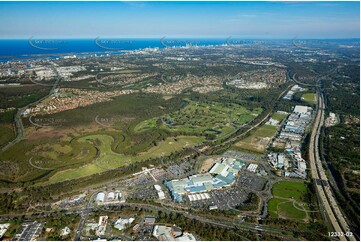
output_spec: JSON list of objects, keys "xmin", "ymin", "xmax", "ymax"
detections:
[{"xmin": 232, "ymin": 124, "xmax": 278, "ymax": 153}]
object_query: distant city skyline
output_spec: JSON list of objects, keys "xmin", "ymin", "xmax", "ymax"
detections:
[{"xmin": 0, "ymin": 1, "xmax": 359, "ymax": 39}]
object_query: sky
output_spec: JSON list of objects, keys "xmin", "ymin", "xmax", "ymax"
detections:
[{"xmin": 0, "ymin": 1, "xmax": 359, "ymax": 39}]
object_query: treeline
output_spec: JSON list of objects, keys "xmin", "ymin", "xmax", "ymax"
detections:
[
  {"xmin": 324, "ymin": 123, "xmax": 360, "ymax": 235},
  {"xmin": 321, "ymin": 63, "xmax": 360, "ymax": 236},
  {"xmin": 0, "ymin": 85, "xmax": 50, "ymax": 110},
  {"xmin": 262, "ymin": 218, "xmax": 328, "ymax": 241}
]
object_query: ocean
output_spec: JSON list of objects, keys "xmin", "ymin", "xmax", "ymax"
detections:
[{"xmin": 0, "ymin": 38, "xmax": 229, "ymax": 62}]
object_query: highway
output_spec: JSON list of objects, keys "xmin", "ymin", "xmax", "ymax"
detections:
[{"xmin": 308, "ymin": 87, "xmax": 356, "ymax": 241}]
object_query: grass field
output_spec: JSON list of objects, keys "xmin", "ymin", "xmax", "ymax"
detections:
[
  {"xmin": 301, "ymin": 93, "xmax": 316, "ymax": 105},
  {"xmin": 39, "ymin": 134, "xmax": 203, "ymax": 185},
  {"xmin": 271, "ymin": 112, "xmax": 288, "ymax": 122},
  {"xmin": 232, "ymin": 124, "xmax": 278, "ymax": 153},
  {"xmin": 135, "ymin": 99, "xmax": 262, "ymax": 139},
  {"xmin": 0, "ymin": 124, "xmax": 15, "ymax": 147},
  {"xmin": 272, "ymin": 180, "xmax": 307, "ymax": 200},
  {"xmin": 268, "ymin": 181, "xmax": 309, "ymax": 221}
]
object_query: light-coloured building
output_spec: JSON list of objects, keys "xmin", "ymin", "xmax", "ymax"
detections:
[
  {"xmin": 0, "ymin": 223, "xmax": 10, "ymax": 239},
  {"xmin": 293, "ymin": 105, "xmax": 310, "ymax": 114},
  {"xmin": 60, "ymin": 227, "xmax": 71, "ymax": 236},
  {"xmin": 107, "ymin": 192, "xmax": 115, "ymax": 200},
  {"xmin": 114, "ymin": 218, "xmax": 135, "ymax": 231},
  {"xmin": 96, "ymin": 192, "xmax": 105, "ymax": 203},
  {"xmin": 247, "ymin": 163, "xmax": 258, "ymax": 173},
  {"xmin": 153, "ymin": 225, "xmax": 196, "ymax": 241}
]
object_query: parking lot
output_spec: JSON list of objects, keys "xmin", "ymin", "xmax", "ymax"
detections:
[
  {"xmin": 129, "ymin": 186, "xmax": 158, "ymax": 201},
  {"xmin": 13, "ymin": 221, "xmax": 44, "ymax": 241},
  {"xmin": 224, "ymin": 150, "xmax": 259, "ymax": 162},
  {"xmin": 167, "ymin": 161, "xmax": 193, "ymax": 178},
  {"xmin": 186, "ymin": 168, "xmax": 267, "ymax": 210},
  {"xmin": 235, "ymin": 171, "xmax": 267, "ymax": 191},
  {"xmin": 187, "ymin": 188, "xmax": 248, "ymax": 210},
  {"xmin": 126, "ymin": 176, "xmax": 154, "ymax": 188}
]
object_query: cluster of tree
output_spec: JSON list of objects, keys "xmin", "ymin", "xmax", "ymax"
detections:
[
  {"xmin": 263, "ymin": 218, "xmax": 328, "ymax": 240},
  {"xmin": 41, "ymin": 214, "xmax": 79, "ymax": 241},
  {"xmin": 0, "ymin": 85, "xmax": 50, "ymax": 110},
  {"xmin": 323, "ymin": 123, "xmax": 360, "ymax": 235},
  {"xmin": 235, "ymin": 192, "xmax": 260, "ymax": 211}
]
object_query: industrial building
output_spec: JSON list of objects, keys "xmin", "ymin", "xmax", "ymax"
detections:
[
  {"xmin": 282, "ymin": 85, "xmax": 305, "ymax": 100},
  {"xmin": 95, "ymin": 190, "xmax": 123, "ymax": 204},
  {"xmin": 267, "ymin": 105, "xmax": 312, "ymax": 178}
]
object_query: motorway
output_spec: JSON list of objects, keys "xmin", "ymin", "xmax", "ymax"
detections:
[
  {"xmin": 308, "ymin": 87, "xmax": 356, "ymax": 241},
  {"xmin": 2, "ymin": 72, "xmax": 351, "ymax": 241}
]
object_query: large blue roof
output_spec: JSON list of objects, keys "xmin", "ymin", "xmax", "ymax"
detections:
[{"xmin": 188, "ymin": 185, "xmax": 206, "ymax": 193}]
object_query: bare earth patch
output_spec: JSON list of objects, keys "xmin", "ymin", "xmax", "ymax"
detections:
[{"xmin": 200, "ymin": 156, "xmax": 221, "ymax": 173}]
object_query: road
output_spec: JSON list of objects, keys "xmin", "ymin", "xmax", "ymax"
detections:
[
  {"xmin": 290, "ymin": 67, "xmax": 338, "ymax": 88},
  {"xmin": 0, "ymin": 64, "xmax": 61, "ymax": 153},
  {"xmin": 308, "ymin": 87, "xmax": 356, "ymax": 241},
  {"xmin": 10, "ymin": 189, "xmax": 302, "ymax": 241},
  {"xmin": 74, "ymin": 191, "xmax": 98, "ymax": 240},
  {"xmin": 73, "ymin": 200, "xmax": 301, "ymax": 241}
]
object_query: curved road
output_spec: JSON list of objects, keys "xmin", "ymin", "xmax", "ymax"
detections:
[{"xmin": 0, "ymin": 64, "xmax": 61, "ymax": 153}]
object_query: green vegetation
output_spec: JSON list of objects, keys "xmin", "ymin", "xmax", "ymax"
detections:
[
  {"xmin": 324, "ymin": 123, "xmax": 360, "ymax": 232},
  {"xmin": 271, "ymin": 112, "xmax": 287, "ymax": 122},
  {"xmin": 232, "ymin": 124, "xmax": 278, "ymax": 153},
  {"xmin": 135, "ymin": 99, "xmax": 262, "ymax": 139},
  {"xmin": 321, "ymin": 63, "xmax": 360, "ymax": 234},
  {"xmin": 235, "ymin": 192, "xmax": 260, "ymax": 211},
  {"xmin": 272, "ymin": 181, "xmax": 307, "ymax": 200},
  {"xmin": 42, "ymin": 214, "xmax": 79, "ymax": 241},
  {"xmin": 301, "ymin": 93, "xmax": 316, "ymax": 105},
  {"xmin": 156, "ymin": 210, "xmax": 258, "ymax": 241},
  {"xmin": 0, "ymin": 94, "xmax": 183, "ymax": 183},
  {"xmin": 39, "ymin": 135, "xmax": 203, "ymax": 185},
  {"xmin": 2, "ymin": 219, "xmax": 22, "ymax": 239},
  {"xmin": 0, "ymin": 85, "xmax": 50, "ymax": 111},
  {"xmin": 268, "ymin": 181, "xmax": 309, "ymax": 221},
  {"xmin": 0, "ymin": 124, "xmax": 14, "ymax": 147}
]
